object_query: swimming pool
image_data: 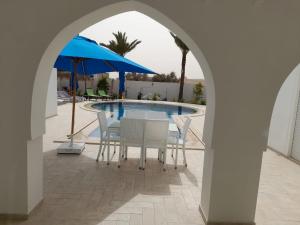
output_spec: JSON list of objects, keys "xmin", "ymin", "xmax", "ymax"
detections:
[
  {"xmin": 91, "ymin": 101, "xmax": 196, "ymax": 120},
  {"xmin": 89, "ymin": 101, "xmax": 197, "ymax": 137}
]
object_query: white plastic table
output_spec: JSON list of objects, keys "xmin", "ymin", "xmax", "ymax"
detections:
[
  {"xmin": 106, "ymin": 110, "xmax": 180, "ymax": 164},
  {"xmin": 108, "ymin": 111, "xmax": 179, "ymax": 136}
]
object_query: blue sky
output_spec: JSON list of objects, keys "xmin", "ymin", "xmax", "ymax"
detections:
[{"xmin": 80, "ymin": 11, "xmax": 204, "ymax": 79}]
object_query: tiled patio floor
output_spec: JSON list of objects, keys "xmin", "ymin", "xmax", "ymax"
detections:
[{"xmin": 2, "ymin": 103, "xmax": 300, "ymax": 225}]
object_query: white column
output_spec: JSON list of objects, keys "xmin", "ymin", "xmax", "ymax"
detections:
[
  {"xmin": 0, "ymin": 142, "xmax": 28, "ymax": 216},
  {"xmin": 201, "ymin": 147, "xmax": 263, "ymax": 224},
  {"xmin": 0, "ymin": 136, "xmax": 43, "ymax": 216},
  {"xmin": 200, "ymin": 105, "xmax": 266, "ymax": 224},
  {"xmin": 27, "ymin": 136, "xmax": 43, "ymax": 213}
]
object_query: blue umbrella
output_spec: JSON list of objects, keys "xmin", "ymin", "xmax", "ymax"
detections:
[
  {"xmin": 54, "ymin": 36, "xmax": 155, "ymax": 75},
  {"xmin": 54, "ymin": 35, "xmax": 156, "ymax": 135}
]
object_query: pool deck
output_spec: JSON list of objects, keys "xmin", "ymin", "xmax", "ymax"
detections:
[{"xmin": 3, "ymin": 100, "xmax": 300, "ymax": 225}]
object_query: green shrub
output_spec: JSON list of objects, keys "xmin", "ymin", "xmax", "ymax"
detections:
[
  {"xmin": 152, "ymin": 93, "xmax": 161, "ymax": 101},
  {"xmin": 191, "ymin": 98, "xmax": 200, "ymax": 104},
  {"xmin": 97, "ymin": 77, "xmax": 109, "ymax": 93},
  {"xmin": 111, "ymin": 93, "xmax": 118, "ymax": 99},
  {"xmin": 193, "ymin": 81, "xmax": 203, "ymax": 103}
]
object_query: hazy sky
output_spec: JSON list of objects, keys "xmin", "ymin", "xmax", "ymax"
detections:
[{"xmin": 80, "ymin": 11, "xmax": 204, "ymax": 79}]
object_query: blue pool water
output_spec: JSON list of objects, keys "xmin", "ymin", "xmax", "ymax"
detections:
[{"xmin": 89, "ymin": 102, "xmax": 196, "ymax": 138}]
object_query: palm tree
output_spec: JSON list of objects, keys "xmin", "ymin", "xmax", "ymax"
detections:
[
  {"xmin": 100, "ymin": 31, "xmax": 141, "ymax": 98},
  {"xmin": 170, "ymin": 32, "xmax": 190, "ymax": 102}
]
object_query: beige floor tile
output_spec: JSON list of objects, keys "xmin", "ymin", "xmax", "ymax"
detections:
[{"xmin": 3, "ymin": 103, "xmax": 300, "ymax": 225}]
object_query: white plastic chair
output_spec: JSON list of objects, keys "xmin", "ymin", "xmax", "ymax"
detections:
[
  {"xmin": 96, "ymin": 111, "xmax": 120, "ymax": 164},
  {"xmin": 119, "ymin": 118, "xmax": 145, "ymax": 169},
  {"xmin": 168, "ymin": 117, "xmax": 191, "ymax": 169},
  {"xmin": 125, "ymin": 110, "xmax": 146, "ymax": 119},
  {"xmin": 146, "ymin": 111, "xmax": 167, "ymax": 120},
  {"xmin": 143, "ymin": 119, "xmax": 169, "ymax": 171}
]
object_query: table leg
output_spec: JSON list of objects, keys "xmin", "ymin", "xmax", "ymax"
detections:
[
  {"xmin": 175, "ymin": 142, "xmax": 179, "ymax": 169},
  {"xmin": 107, "ymin": 133, "xmax": 110, "ymax": 165},
  {"xmin": 163, "ymin": 147, "xmax": 167, "ymax": 171},
  {"xmin": 139, "ymin": 147, "xmax": 143, "ymax": 169},
  {"xmin": 96, "ymin": 139, "xmax": 103, "ymax": 161},
  {"xmin": 118, "ymin": 143, "xmax": 122, "ymax": 168}
]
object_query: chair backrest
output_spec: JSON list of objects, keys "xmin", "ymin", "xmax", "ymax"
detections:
[
  {"xmin": 87, "ymin": 88, "xmax": 94, "ymax": 95},
  {"xmin": 146, "ymin": 111, "xmax": 167, "ymax": 120},
  {"xmin": 97, "ymin": 111, "xmax": 108, "ymax": 138},
  {"xmin": 144, "ymin": 119, "xmax": 169, "ymax": 148},
  {"xmin": 125, "ymin": 110, "xmax": 146, "ymax": 119},
  {"xmin": 181, "ymin": 117, "xmax": 192, "ymax": 141},
  {"xmin": 120, "ymin": 118, "xmax": 144, "ymax": 147},
  {"xmin": 98, "ymin": 90, "xmax": 106, "ymax": 95}
]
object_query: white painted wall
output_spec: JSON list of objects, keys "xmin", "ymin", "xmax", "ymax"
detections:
[
  {"xmin": 27, "ymin": 136, "xmax": 43, "ymax": 213},
  {"xmin": 57, "ymin": 75, "xmax": 103, "ymax": 95},
  {"xmin": 268, "ymin": 65, "xmax": 300, "ymax": 156},
  {"xmin": 3, "ymin": 1, "xmax": 300, "ymax": 223},
  {"xmin": 291, "ymin": 96, "xmax": 300, "ymax": 161},
  {"xmin": 58, "ymin": 77, "xmax": 206, "ymax": 102},
  {"xmin": 45, "ymin": 69, "xmax": 57, "ymax": 118},
  {"xmin": 123, "ymin": 80, "xmax": 206, "ymax": 102}
]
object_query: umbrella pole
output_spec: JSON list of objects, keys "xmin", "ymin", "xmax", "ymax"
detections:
[
  {"xmin": 82, "ymin": 61, "xmax": 87, "ymax": 95},
  {"xmin": 69, "ymin": 73, "xmax": 72, "ymax": 95},
  {"xmin": 84, "ymin": 75, "xmax": 87, "ymax": 94},
  {"xmin": 57, "ymin": 58, "xmax": 85, "ymax": 154},
  {"xmin": 71, "ymin": 60, "xmax": 79, "ymax": 135}
]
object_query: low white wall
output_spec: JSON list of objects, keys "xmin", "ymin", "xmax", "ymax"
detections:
[
  {"xmin": 46, "ymin": 69, "xmax": 57, "ymax": 118},
  {"xmin": 57, "ymin": 75, "xmax": 103, "ymax": 95},
  {"xmin": 268, "ymin": 65, "xmax": 300, "ymax": 156},
  {"xmin": 58, "ymin": 76, "xmax": 205, "ymax": 102},
  {"xmin": 118, "ymin": 80, "xmax": 205, "ymax": 102}
]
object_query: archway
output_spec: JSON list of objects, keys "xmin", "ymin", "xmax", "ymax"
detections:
[
  {"xmin": 31, "ymin": 1, "xmax": 215, "ymax": 149},
  {"xmin": 31, "ymin": 0, "xmax": 215, "ymax": 221},
  {"xmin": 268, "ymin": 64, "xmax": 300, "ymax": 160},
  {"xmin": 255, "ymin": 63, "xmax": 300, "ymax": 224},
  {"xmin": 2, "ymin": 1, "xmax": 296, "ymax": 224}
]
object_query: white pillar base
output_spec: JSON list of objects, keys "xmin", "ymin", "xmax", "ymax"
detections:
[
  {"xmin": 27, "ymin": 136, "xmax": 43, "ymax": 213},
  {"xmin": 199, "ymin": 205, "xmax": 256, "ymax": 225},
  {"xmin": 200, "ymin": 145, "xmax": 262, "ymax": 224}
]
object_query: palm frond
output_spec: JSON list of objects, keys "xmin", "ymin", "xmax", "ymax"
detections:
[
  {"xmin": 101, "ymin": 31, "xmax": 141, "ymax": 56},
  {"xmin": 170, "ymin": 32, "xmax": 189, "ymax": 54},
  {"xmin": 128, "ymin": 40, "xmax": 142, "ymax": 51}
]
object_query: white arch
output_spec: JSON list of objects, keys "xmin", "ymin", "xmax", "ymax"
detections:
[
  {"xmin": 268, "ymin": 63, "xmax": 300, "ymax": 157},
  {"xmin": 31, "ymin": 0, "xmax": 215, "ymax": 147}
]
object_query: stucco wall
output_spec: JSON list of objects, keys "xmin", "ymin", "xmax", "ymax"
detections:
[
  {"xmin": 2, "ymin": 1, "xmax": 300, "ymax": 223},
  {"xmin": 58, "ymin": 77, "xmax": 205, "ymax": 102},
  {"xmin": 45, "ymin": 69, "xmax": 57, "ymax": 118},
  {"xmin": 122, "ymin": 80, "xmax": 205, "ymax": 102},
  {"xmin": 268, "ymin": 65, "xmax": 300, "ymax": 156}
]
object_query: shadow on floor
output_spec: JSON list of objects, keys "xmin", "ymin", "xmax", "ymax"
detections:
[{"xmin": 1, "ymin": 146, "xmax": 202, "ymax": 225}]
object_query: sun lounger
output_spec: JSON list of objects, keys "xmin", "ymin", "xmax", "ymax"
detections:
[
  {"xmin": 85, "ymin": 88, "xmax": 100, "ymax": 100},
  {"xmin": 98, "ymin": 89, "xmax": 111, "ymax": 100},
  {"xmin": 57, "ymin": 91, "xmax": 85, "ymax": 104}
]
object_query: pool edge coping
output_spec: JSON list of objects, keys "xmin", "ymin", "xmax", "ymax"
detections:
[{"xmin": 80, "ymin": 99, "xmax": 205, "ymax": 118}]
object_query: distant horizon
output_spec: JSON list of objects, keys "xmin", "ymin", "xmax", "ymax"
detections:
[{"xmin": 80, "ymin": 11, "xmax": 204, "ymax": 80}]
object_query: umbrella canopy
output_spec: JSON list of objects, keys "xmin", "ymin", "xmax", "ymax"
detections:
[
  {"xmin": 54, "ymin": 35, "xmax": 156, "ymax": 135},
  {"xmin": 54, "ymin": 36, "xmax": 155, "ymax": 75}
]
